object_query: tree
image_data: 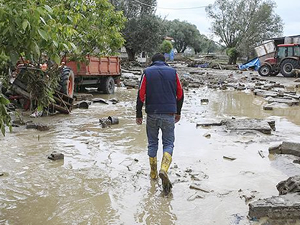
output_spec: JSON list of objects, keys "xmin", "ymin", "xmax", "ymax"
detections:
[
  {"xmin": 166, "ymin": 20, "xmax": 202, "ymax": 53},
  {"xmin": 113, "ymin": 0, "xmax": 165, "ymax": 61},
  {"xmin": 160, "ymin": 40, "xmax": 173, "ymax": 54},
  {"xmin": 206, "ymin": 0, "xmax": 283, "ymax": 64},
  {"xmin": 0, "ymin": 0, "xmax": 125, "ymax": 135}
]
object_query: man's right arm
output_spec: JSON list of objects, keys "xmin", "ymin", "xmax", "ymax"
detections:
[{"xmin": 136, "ymin": 74, "xmax": 146, "ymax": 123}]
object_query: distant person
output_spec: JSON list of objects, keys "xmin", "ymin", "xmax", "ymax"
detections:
[{"xmin": 136, "ymin": 53, "xmax": 184, "ymax": 195}]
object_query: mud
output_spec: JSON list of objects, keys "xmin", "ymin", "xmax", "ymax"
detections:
[{"xmin": 1, "ymin": 68, "xmax": 300, "ymax": 224}]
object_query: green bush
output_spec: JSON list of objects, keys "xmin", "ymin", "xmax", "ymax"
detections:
[{"xmin": 160, "ymin": 40, "xmax": 173, "ymax": 54}]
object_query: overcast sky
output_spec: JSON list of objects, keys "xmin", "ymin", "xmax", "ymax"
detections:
[{"xmin": 156, "ymin": 0, "xmax": 300, "ymax": 40}]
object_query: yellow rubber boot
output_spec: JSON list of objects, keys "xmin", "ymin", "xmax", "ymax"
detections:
[
  {"xmin": 159, "ymin": 152, "xmax": 173, "ymax": 195},
  {"xmin": 149, "ymin": 157, "xmax": 158, "ymax": 179}
]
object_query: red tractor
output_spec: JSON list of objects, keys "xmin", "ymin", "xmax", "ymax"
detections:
[{"xmin": 258, "ymin": 44, "xmax": 300, "ymax": 77}]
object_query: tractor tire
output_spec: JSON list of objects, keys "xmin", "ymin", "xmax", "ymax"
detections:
[
  {"xmin": 258, "ymin": 65, "xmax": 271, "ymax": 76},
  {"xmin": 60, "ymin": 67, "xmax": 75, "ymax": 98},
  {"xmin": 280, "ymin": 59, "xmax": 299, "ymax": 77},
  {"xmin": 101, "ymin": 76, "xmax": 115, "ymax": 94}
]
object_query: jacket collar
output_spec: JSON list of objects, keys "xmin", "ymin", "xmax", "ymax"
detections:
[{"xmin": 150, "ymin": 61, "xmax": 169, "ymax": 67}]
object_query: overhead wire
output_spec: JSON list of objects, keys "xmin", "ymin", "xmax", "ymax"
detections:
[{"xmin": 131, "ymin": 0, "xmax": 207, "ymax": 10}]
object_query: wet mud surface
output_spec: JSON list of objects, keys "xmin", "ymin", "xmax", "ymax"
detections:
[{"xmin": 1, "ymin": 69, "xmax": 300, "ymax": 224}]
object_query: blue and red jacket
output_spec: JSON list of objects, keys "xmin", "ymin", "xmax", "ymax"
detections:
[{"xmin": 136, "ymin": 61, "xmax": 184, "ymax": 118}]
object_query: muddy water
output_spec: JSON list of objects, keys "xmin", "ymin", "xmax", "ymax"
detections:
[{"xmin": 1, "ymin": 86, "xmax": 300, "ymax": 225}]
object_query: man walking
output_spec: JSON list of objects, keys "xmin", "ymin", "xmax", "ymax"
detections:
[{"xmin": 136, "ymin": 53, "xmax": 184, "ymax": 194}]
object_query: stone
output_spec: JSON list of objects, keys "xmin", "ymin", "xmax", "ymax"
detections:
[
  {"xmin": 196, "ymin": 120, "xmax": 222, "ymax": 127},
  {"xmin": 269, "ymin": 142, "xmax": 300, "ymax": 157},
  {"xmin": 277, "ymin": 176, "xmax": 300, "ymax": 195},
  {"xmin": 268, "ymin": 97, "xmax": 299, "ymax": 106},
  {"xmin": 263, "ymin": 105, "xmax": 273, "ymax": 110},
  {"xmin": 281, "ymin": 142, "xmax": 300, "ymax": 157},
  {"xmin": 48, "ymin": 151, "xmax": 64, "ymax": 160},
  {"xmin": 269, "ymin": 144, "xmax": 282, "ymax": 154},
  {"xmin": 200, "ymin": 99, "xmax": 209, "ymax": 104},
  {"xmin": 248, "ymin": 193, "xmax": 300, "ymax": 220},
  {"xmin": 36, "ymin": 124, "xmax": 50, "ymax": 131},
  {"xmin": 253, "ymin": 89, "xmax": 278, "ymax": 98},
  {"xmin": 222, "ymin": 118, "xmax": 272, "ymax": 134}
]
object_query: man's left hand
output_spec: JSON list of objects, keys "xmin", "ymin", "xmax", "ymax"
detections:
[{"xmin": 136, "ymin": 117, "xmax": 143, "ymax": 125}]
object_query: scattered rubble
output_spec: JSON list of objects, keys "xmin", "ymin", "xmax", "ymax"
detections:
[
  {"xmin": 48, "ymin": 151, "xmax": 64, "ymax": 160},
  {"xmin": 269, "ymin": 142, "xmax": 300, "ymax": 157},
  {"xmin": 223, "ymin": 118, "xmax": 275, "ymax": 134},
  {"xmin": 248, "ymin": 193, "xmax": 300, "ymax": 220},
  {"xmin": 277, "ymin": 176, "xmax": 300, "ymax": 195},
  {"xmin": 25, "ymin": 122, "xmax": 50, "ymax": 131}
]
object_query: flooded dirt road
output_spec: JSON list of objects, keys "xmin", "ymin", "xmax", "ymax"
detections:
[{"xmin": 1, "ymin": 71, "xmax": 300, "ymax": 225}]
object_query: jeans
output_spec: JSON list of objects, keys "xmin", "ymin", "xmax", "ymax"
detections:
[{"xmin": 146, "ymin": 114, "xmax": 175, "ymax": 158}]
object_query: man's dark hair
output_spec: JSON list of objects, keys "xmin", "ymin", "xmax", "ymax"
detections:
[{"xmin": 151, "ymin": 53, "xmax": 165, "ymax": 62}]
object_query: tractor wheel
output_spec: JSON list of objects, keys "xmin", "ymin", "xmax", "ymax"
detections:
[
  {"xmin": 258, "ymin": 65, "xmax": 271, "ymax": 76},
  {"xmin": 280, "ymin": 59, "xmax": 299, "ymax": 77},
  {"xmin": 101, "ymin": 76, "xmax": 115, "ymax": 94},
  {"xmin": 60, "ymin": 67, "xmax": 75, "ymax": 98}
]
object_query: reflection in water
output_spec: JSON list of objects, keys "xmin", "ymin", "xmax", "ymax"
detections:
[{"xmin": 136, "ymin": 180, "xmax": 177, "ymax": 225}]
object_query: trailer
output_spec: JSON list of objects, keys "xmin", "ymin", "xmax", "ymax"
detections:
[
  {"xmin": 255, "ymin": 35, "xmax": 300, "ymax": 77},
  {"xmin": 62, "ymin": 56, "xmax": 121, "ymax": 96}
]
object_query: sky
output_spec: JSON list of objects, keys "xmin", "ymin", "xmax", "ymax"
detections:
[{"xmin": 156, "ymin": 0, "xmax": 300, "ymax": 41}]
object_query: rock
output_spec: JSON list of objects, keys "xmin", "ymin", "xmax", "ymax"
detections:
[
  {"xmin": 277, "ymin": 176, "xmax": 300, "ymax": 195},
  {"xmin": 248, "ymin": 193, "xmax": 300, "ymax": 219},
  {"xmin": 196, "ymin": 120, "xmax": 223, "ymax": 127},
  {"xmin": 267, "ymin": 97, "xmax": 299, "ymax": 106},
  {"xmin": 253, "ymin": 89, "xmax": 278, "ymax": 98},
  {"xmin": 25, "ymin": 122, "xmax": 49, "ymax": 131},
  {"xmin": 26, "ymin": 122, "xmax": 37, "ymax": 129},
  {"xmin": 200, "ymin": 99, "xmax": 209, "ymax": 105},
  {"xmin": 48, "ymin": 151, "xmax": 64, "ymax": 160},
  {"xmin": 269, "ymin": 142, "xmax": 300, "ymax": 157},
  {"xmin": 203, "ymin": 133, "xmax": 211, "ymax": 138},
  {"xmin": 269, "ymin": 144, "xmax": 282, "ymax": 154},
  {"xmin": 293, "ymin": 159, "xmax": 300, "ymax": 164},
  {"xmin": 123, "ymin": 80, "xmax": 138, "ymax": 88},
  {"xmin": 281, "ymin": 142, "xmax": 300, "ymax": 157},
  {"xmin": 36, "ymin": 124, "xmax": 50, "ymax": 131},
  {"xmin": 222, "ymin": 118, "xmax": 273, "ymax": 134},
  {"xmin": 263, "ymin": 105, "xmax": 273, "ymax": 110},
  {"xmin": 0, "ymin": 172, "xmax": 4, "ymax": 176},
  {"xmin": 12, "ymin": 119, "xmax": 26, "ymax": 126}
]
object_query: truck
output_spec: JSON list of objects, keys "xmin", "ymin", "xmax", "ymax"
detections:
[
  {"xmin": 255, "ymin": 35, "xmax": 300, "ymax": 77},
  {"xmin": 61, "ymin": 56, "xmax": 121, "ymax": 97}
]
